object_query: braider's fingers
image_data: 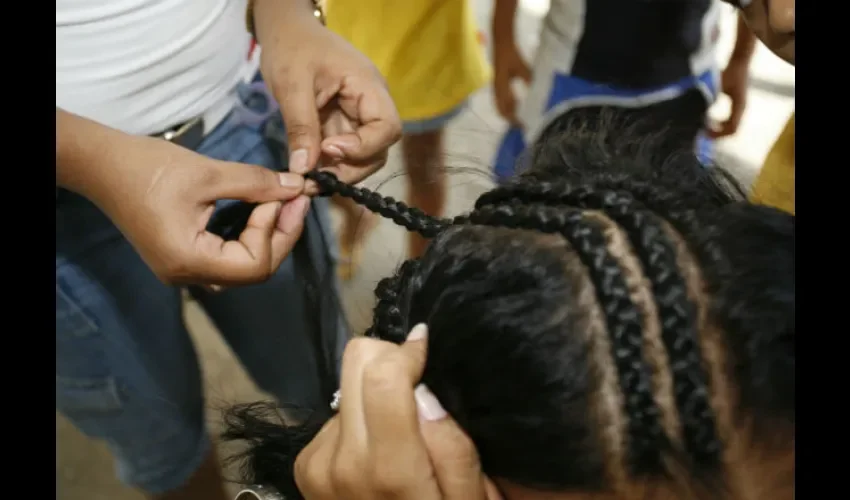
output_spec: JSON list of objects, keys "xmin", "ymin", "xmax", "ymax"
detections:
[
  {"xmin": 294, "ymin": 417, "xmax": 341, "ymax": 500},
  {"xmin": 323, "ymin": 75, "xmax": 402, "ymax": 162},
  {"xmin": 331, "ymin": 337, "xmax": 398, "ymax": 494},
  {"xmin": 421, "ymin": 413, "xmax": 491, "ymax": 500},
  {"xmin": 191, "ymin": 201, "xmax": 281, "ymax": 285},
  {"xmin": 360, "ymin": 325, "xmax": 438, "ymax": 496}
]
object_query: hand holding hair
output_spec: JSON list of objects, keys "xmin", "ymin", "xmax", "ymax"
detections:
[
  {"xmin": 56, "ymin": 109, "xmax": 310, "ymax": 287},
  {"xmin": 293, "ymin": 324, "xmax": 501, "ymax": 500},
  {"xmin": 252, "ymin": 0, "xmax": 402, "ymax": 192}
]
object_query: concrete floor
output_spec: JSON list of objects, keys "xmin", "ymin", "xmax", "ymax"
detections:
[{"xmin": 56, "ymin": 2, "xmax": 794, "ymax": 499}]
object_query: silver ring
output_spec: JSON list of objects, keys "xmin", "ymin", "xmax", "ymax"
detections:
[
  {"xmin": 234, "ymin": 485, "xmax": 285, "ymax": 500},
  {"xmin": 330, "ymin": 389, "xmax": 341, "ymax": 411}
]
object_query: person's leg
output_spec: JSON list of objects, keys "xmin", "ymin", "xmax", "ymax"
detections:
[
  {"xmin": 192, "ymin": 107, "xmax": 348, "ymax": 411},
  {"xmin": 402, "ymin": 128, "xmax": 446, "ymax": 258},
  {"xmin": 56, "ymin": 192, "xmax": 225, "ymax": 500},
  {"xmin": 400, "ymin": 104, "xmax": 465, "ymax": 259},
  {"xmin": 331, "ymin": 194, "xmax": 378, "ymax": 281}
]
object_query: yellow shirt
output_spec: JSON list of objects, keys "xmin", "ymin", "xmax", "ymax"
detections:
[
  {"xmin": 750, "ymin": 113, "xmax": 795, "ymax": 215},
  {"xmin": 326, "ymin": 0, "xmax": 492, "ymax": 122}
]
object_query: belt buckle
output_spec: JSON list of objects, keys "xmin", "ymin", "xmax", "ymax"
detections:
[{"xmin": 160, "ymin": 115, "xmax": 204, "ymax": 150}]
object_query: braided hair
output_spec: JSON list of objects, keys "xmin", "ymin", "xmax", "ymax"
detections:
[
  {"xmin": 306, "ymin": 169, "xmax": 715, "ymax": 475},
  {"xmin": 224, "ymin": 131, "xmax": 795, "ymax": 499}
]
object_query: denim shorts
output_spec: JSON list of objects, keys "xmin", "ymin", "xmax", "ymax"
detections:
[
  {"xmin": 401, "ymin": 101, "xmax": 466, "ymax": 135},
  {"xmin": 56, "ymin": 81, "xmax": 347, "ymax": 494}
]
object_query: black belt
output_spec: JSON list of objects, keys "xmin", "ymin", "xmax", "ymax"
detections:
[{"xmin": 152, "ymin": 115, "xmax": 205, "ymax": 151}]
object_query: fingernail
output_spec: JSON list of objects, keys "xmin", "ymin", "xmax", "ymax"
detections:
[
  {"xmin": 279, "ymin": 172, "xmax": 304, "ymax": 188},
  {"xmin": 289, "ymin": 149, "xmax": 309, "ymax": 174},
  {"xmin": 406, "ymin": 323, "xmax": 428, "ymax": 342},
  {"xmin": 415, "ymin": 384, "xmax": 447, "ymax": 421},
  {"xmin": 323, "ymin": 144, "xmax": 344, "ymax": 157}
]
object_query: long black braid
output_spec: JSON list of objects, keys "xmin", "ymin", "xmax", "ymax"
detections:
[
  {"xmin": 364, "ymin": 259, "xmax": 421, "ymax": 343},
  {"xmin": 308, "ymin": 171, "xmax": 448, "ymax": 237},
  {"xmin": 478, "ymin": 181, "xmax": 722, "ymax": 467}
]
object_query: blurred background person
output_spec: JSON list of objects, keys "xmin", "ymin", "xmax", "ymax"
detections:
[
  {"xmin": 724, "ymin": 0, "xmax": 794, "ymax": 214},
  {"xmin": 491, "ymin": 0, "xmax": 756, "ymax": 180},
  {"xmin": 326, "ymin": 0, "xmax": 491, "ymax": 272}
]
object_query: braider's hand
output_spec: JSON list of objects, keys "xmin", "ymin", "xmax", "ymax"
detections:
[
  {"xmin": 256, "ymin": 1, "xmax": 402, "ymax": 192},
  {"xmin": 85, "ymin": 134, "xmax": 309, "ymax": 287},
  {"xmin": 293, "ymin": 325, "xmax": 502, "ymax": 500}
]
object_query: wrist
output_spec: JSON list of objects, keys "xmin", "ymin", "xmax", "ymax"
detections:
[
  {"xmin": 727, "ymin": 52, "xmax": 753, "ymax": 69},
  {"xmin": 56, "ymin": 109, "xmax": 132, "ymax": 203},
  {"xmin": 252, "ymin": 0, "xmax": 323, "ymax": 46}
]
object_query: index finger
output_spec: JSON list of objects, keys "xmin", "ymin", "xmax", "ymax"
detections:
[
  {"xmin": 360, "ymin": 324, "xmax": 429, "ymax": 450},
  {"xmin": 325, "ymin": 75, "xmax": 402, "ymax": 161},
  {"xmin": 276, "ymin": 70, "xmax": 322, "ymax": 174}
]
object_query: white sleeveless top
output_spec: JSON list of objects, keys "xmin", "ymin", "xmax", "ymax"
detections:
[{"xmin": 56, "ymin": 0, "xmax": 257, "ymax": 135}]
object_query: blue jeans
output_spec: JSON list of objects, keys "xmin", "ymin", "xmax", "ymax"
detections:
[{"xmin": 56, "ymin": 85, "xmax": 347, "ymax": 494}]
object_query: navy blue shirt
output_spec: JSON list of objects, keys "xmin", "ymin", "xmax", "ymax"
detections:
[{"xmin": 566, "ymin": 0, "xmax": 714, "ymax": 89}]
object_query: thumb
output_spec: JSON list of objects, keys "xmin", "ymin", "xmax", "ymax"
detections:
[
  {"xmin": 518, "ymin": 59, "xmax": 532, "ymax": 84},
  {"xmin": 205, "ymin": 161, "xmax": 305, "ymax": 203},
  {"xmin": 278, "ymin": 74, "xmax": 322, "ymax": 174},
  {"xmin": 419, "ymin": 394, "xmax": 492, "ymax": 500}
]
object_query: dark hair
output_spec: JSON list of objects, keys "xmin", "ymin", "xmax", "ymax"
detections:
[{"xmin": 222, "ymin": 123, "xmax": 795, "ymax": 499}]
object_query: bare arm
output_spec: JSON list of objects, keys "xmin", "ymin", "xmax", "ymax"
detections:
[
  {"xmin": 492, "ymin": 0, "xmax": 519, "ymax": 46},
  {"xmin": 56, "ymin": 108, "xmax": 134, "ymax": 204},
  {"xmin": 729, "ymin": 11, "xmax": 757, "ymax": 66}
]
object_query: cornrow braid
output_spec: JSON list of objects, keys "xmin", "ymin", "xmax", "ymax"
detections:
[
  {"xmin": 366, "ymin": 259, "xmax": 421, "ymax": 343},
  {"xmin": 464, "ymin": 202, "xmax": 665, "ymax": 475},
  {"xmin": 481, "ymin": 178, "xmax": 731, "ymax": 277},
  {"xmin": 306, "ymin": 171, "xmax": 448, "ymax": 237},
  {"xmin": 478, "ymin": 182, "xmax": 722, "ymax": 467}
]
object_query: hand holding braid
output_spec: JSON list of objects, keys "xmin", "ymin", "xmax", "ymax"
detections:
[{"xmin": 306, "ymin": 171, "xmax": 448, "ymax": 237}]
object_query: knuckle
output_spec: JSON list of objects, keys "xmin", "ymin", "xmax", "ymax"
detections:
[
  {"xmin": 341, "ymin": 337, "xmax": 384, "ymax": 369},
  {"xmin": 157, "ymin": 254, "xmax": 193, "ymax": 285},
  {"xmin": 368, "ymin": 463, "xmax": 412, "ymax": 495},
  {"xmin": 330, "ymin": 455, "xmax": 363, "ymax": 493},
  {"xmin": 197, "ymin": 163, "xmax": 224, "ymax": 190},
  {"xmin": 443, "ymin": 429, "xmax": 479, "ymax": 469},
  {"xmin": 286, "ymin": 122, "xmax": 316, "ymax": 141},
  {"xmin": 362, "ymin": 356, "xmax": 404, "ymax": 395}
]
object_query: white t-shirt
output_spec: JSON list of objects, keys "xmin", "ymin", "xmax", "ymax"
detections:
[{"xmin": 56, "ymin": 0, "xmax": 257, "ymax": 135}]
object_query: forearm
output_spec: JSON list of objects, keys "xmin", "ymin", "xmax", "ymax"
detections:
[
  {"xmin": 56, "ymin": 108, "xmax": 129, "ymax": 201},
  {"xmin": 252, "ymin": 0, "xmax": 322, "ymax": 47},
  {"xmin": 729, "ymin": 11, "xmax": 757, "ymax": 64},
  {"xmin": 493, "ymin": 0, "xmax": 519, "ymax": 42}
]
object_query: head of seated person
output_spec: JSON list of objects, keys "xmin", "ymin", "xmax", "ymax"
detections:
[{"xmin": 224, "ymin": 117, "xmax": 795, "ymax": 500}]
